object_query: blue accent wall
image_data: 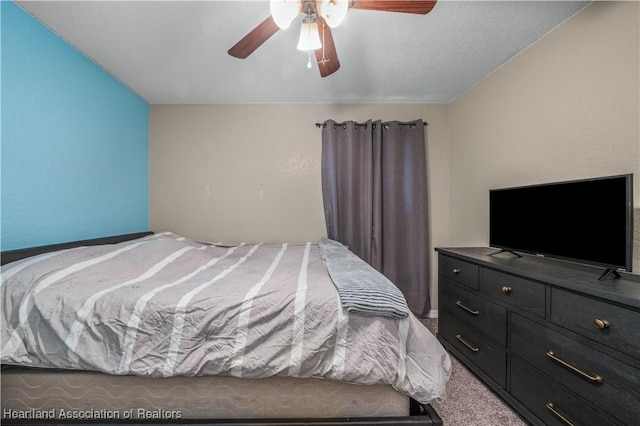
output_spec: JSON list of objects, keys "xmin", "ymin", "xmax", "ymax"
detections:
[{"xmin": 1, "ymin": 2, "xmax": 149, "ymax": 251}]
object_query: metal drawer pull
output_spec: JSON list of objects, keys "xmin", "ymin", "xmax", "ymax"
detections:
[
  {"xmin": 452, "ymin": 268, "xmax": 461, "ymax": 275},
  {"xmin": 593, "ymin": 318, "xmax": 610, "ymax": 329},
  {"xmin": 546, "ymin": 402, "xmax": 575, "ymax": 426},
  {"xmin": 456, "ymin": 334, "xmax": 480, "ymax": 352},
  {"xmin": 501, "ymin": 286, "xmax": 512, "ymax": 294},
  {"xmin": 546, "ymin": 351, "xmax": 604, "ymax": 384},
  {"xmin": 455, "ymin": 300, "xmax": 480, "ymax": 315}
]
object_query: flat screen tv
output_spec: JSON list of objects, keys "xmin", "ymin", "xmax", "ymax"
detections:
[{"xmin": 489, "ymin": 174, "xmax": 633, "ymax": 280}]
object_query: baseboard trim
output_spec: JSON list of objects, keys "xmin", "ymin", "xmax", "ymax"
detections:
[{"xmin": 426, "ymin": 309, "xmax": 438, "ymax": 319}]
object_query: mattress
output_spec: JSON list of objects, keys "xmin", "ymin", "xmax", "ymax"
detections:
[
  {"xmin": 1, "ymin": 232, "xmax": 450, "ymax": 405},
  {"xmin": 1, "ymin": 367, "xmax": 409, "ymax": 421}
]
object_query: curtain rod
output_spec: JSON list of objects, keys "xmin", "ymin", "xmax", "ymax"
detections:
[{"xmin": 316, "ymin": 120, "xmax": 428, "ymax": 128}]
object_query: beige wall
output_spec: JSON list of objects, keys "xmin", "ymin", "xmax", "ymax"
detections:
[
  {"xmin": 150, "ymin": 104, "xmax": 449, "ymax": 312},
  {"xmin": 448, "ymin": 1, "xmax": 640, "ymax": 273}
]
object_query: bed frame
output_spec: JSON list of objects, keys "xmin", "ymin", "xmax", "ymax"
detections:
[
  {"xmin": 1, "ymin": 232, "xmax": 443, "ymax": 426},
  {"xmin": 0, "ymin": 232, "xmax": 154, "ymax": 266}
]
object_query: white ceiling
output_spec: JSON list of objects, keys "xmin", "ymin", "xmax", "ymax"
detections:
[{"xmin": 16, "ymin": 0, "xmax": 590, "ymax": 104}]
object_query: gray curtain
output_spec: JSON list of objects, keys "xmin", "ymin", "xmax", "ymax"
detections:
[{"xmin": 321, "ymin": 119, "xmax": 431, "ymax": 317}]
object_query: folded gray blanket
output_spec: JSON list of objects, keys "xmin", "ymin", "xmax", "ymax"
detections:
[{"xmin": 319, "ymin": 238, "xmax": 409, "ymax": 319}]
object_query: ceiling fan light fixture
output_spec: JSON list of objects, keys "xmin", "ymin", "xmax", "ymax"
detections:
[
  {"xmin": 270, "ymin": 0, "xmax": 301, "ymax": 30},
  {"xmin": 317, "ymin": 0, "xmax": 348, "ymax": 28},
  {"xmin": 296, "ymin": 21, "xmax": 322, "ymax": 51}
]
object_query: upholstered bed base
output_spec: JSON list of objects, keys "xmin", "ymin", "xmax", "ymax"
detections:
[{"xmin": 1, "ymin": 366, "xmax": 441, "ymax": 425}]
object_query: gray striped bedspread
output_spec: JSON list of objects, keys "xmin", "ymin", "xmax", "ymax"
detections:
[{"xmin": 1, "ymin": 232, "xmax": 451, "ymax": 404}]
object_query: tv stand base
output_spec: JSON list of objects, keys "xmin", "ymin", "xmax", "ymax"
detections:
[
  {"xmin": 598, "ymin": 267, "xmax": 621, "ymax": 281},
  {"xmin": 487, "ymin": 248, "xmax": 522, "ymax": 258}
]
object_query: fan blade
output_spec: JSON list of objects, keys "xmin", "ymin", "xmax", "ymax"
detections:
[
  {"xmin": 315, "ymin": 20, "xmax": 340, "ymax": 77},
  {"xmin": 351, "ymin": 0, "xmax": 436, "ymax": 14},
  {"xmin": 228, "ymin": 16, "xmax": 280, "ymax": 59}
]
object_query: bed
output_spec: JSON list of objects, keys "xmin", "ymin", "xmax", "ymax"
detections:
[{"xmin": 1, "ymin": 232, "xmax": 450, "ymax": 425}]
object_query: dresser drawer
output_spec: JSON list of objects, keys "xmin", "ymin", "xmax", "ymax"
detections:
[
  {"xmin": 551, "ymin": 288, "xmax": 640, "ymax": 361},
  {"xmin": 511, "ymin": 357, "xmax": 617, "ymax": 426},
  {"xmin": 481, "ymin": 268, "xmax": 545, "ymax": 318},
  {"xmin": 511, "ymin": 313, "xmax": 640, "ymax": 426},
  {"xmin": 439, "ymin": 312, "xmax": 506, "ymax": 388},
  {"xmin": 440, "ymin": 282, "xmax": 507, "ymax": 346},
  {"xmin": 439, "ymin": 255, "xmax": 479, "ymax": 290}
]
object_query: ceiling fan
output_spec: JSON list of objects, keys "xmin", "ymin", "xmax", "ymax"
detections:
[{"xmin": 228, "ymin": 0, "xmax": 437, "ymax": 78}]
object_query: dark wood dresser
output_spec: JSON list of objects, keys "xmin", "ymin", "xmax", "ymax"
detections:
[{"xmin": 436, "ymin": 247, "xmax": 640, "ymax": 426}]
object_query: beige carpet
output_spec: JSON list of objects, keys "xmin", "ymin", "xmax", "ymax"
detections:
[{"xmin": 421, "ymin": 318, "xmax": 529, "ymax": 426}]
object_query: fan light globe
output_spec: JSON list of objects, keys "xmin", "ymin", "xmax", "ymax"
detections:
[
  {"xmin": 318, "ymin": 0, "xmax": 348, "ymax": 28},
  {"xmin": 270, "ymin": 0, "xmax": 301, "ymax": 30},
  {"xmin": 296, "ymin": 22, "xmax": 322, "ymax": 51}
]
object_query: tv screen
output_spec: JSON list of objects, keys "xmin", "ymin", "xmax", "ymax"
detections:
[{"xmin": 489, "ymin": 174, "xmax": 633, "ymax": 274}]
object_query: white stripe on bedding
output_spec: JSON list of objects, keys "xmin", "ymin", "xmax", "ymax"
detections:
[
  {"xmin": 1, "ymin": 248, "xmax": 82, "ymax": 285},
  {"xmin": 289, "ymin": 242, "xmax": 311, "ymax": 376},
  {"xmin": 230, "ymin": 243, "xmax": 288, "ymax": 377},
  {"xmin": 2, "ymin": 241, "xmax": 147, "ymax": 359},
  {"xmin": 332, "ymin": 293, "xmax": 348, "ymax": 380},
  {"xmin": 162, "ymin": 243, "xmax": 261, "ymax": 377},
  {"xmin": 65, "ymin": 246, "xmax": 196, "ymax": 359},
  {"xmin": 117, "ymin": 245, "xmax": 233, "ymax": 373}
]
